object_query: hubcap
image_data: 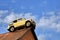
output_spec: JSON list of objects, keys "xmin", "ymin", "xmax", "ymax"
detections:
[
  {"xmin": 10, "ymin": 27, "xmax": 14, "ymax": 31},
  {"xmin": 26, "ymin": 22, "xmax": 30, "ymax": 26}
]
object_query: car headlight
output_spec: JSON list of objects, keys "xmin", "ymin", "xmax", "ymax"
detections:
[
  {"xmin": 9, "ymin": 24, "xmax": 13, "ymax": 26},
  {"xmin": 7, "ymin": 25, "xmax": 10, "ymax": 29},
  {"xmin": 7, "ymin": 24, "xmax": 13, "ymax": 29}
]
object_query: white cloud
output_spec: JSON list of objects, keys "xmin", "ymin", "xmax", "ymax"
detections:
[
  {"xmin": 38, "ymin": 34, "xmax": 52, "ymax": 40},
  {"xmin": 0, "ymin": 10, "xmax": 8, "ymax": 14},
  {"xmin": 0, "ymin": 10, "xmax": 9, "ymax": 24},
  {"xmin": 0, "ymin": 10, "xmax": 8, "ymax": 17},
  {"xmin": 0, "ymin": 19, "xmax": 2, "ymax": 24},
  {"xmin": 55, "ymin": 23, "xmax": 60, "ymax": 32},
  {"xmin": 38, "ymin": 34, "xmax": 46, "ymax": 40},
  {"xmin": 57, "ymin": 11, "xmax": 60, "ymax": 15},
  {"xmin": 38, "ymin": 11, "xmax": 60, "ymax": 32},
  {"xmin": 24, "ymin": 13, "xmax": 36, "ymax": 20},
  {"xmin": 42, "ymin": 11, "xmax": 55, "ymax": 16},
  {"xmin": 4, "ymin": 12, "xmax": 16, "ymax": 23}
]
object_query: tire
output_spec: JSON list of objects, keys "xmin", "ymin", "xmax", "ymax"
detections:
[
  {"xmin": 25, "ymin": 21, "xmax": 31, "ymax": 28},
  {"xmin": 32, "ymin": 25, "xmax": 36, "ymax": 29},
  {"xmin": 8, "ymin": 26, "xmax": 16, "ymax": 32}
]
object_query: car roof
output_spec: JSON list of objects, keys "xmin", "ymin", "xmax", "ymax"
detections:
[
  {"xmin": 17, "ymin": 18, "xmax": 26, "ymax": 20},
  {"xmin": 9, "ymin": 18, "xmax": 26, "ymax": 24}
]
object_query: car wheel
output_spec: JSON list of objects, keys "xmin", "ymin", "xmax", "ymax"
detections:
[
  {"xmin": 32, "ymin": 25, "xmax": 36, "ymax": 29},
  {"xmin": 8, "ymin": 26, "xmax": 15, "ymax": 32},
  {"xmin": 25, "ymin": 21, "xmax": 31, "ymax": 28}
]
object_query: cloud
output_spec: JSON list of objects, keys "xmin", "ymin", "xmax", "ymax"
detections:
[
  {"xmin": 0, "ymin": 10, "xmax": 8, "ymax": 18},
  {"xmin": 38, "ymin": 34, "xmax": 46, "ymax": 40},
  {"xmin": 0, "ymin": 10, "xmax": 9, "ymax": 24},
  {"xmin": 38, "ymin": 34, "xmax": 52, "ymax": 40},
  {"xmin": 4, "ymin": 12, "xmax": 16, "ymax": 23},
  {"xmin": 0, "ymin": 10, "xmax": 8, "ymax": 14},
  {"xmin": 38, "ymin": 11, "xmax": 60, "ymax": 32},
  {"xmin": 24, "ymin": 13, "xmax": 36, "ymax": 20},
  {"xmin": 0, "ymin": 19, "xmax": 3, "ymax": 24}
]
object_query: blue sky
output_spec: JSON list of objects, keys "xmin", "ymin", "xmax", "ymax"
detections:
[{"xmin": 0, "ymin": 0, "xmax": 60, "ymax": 40}]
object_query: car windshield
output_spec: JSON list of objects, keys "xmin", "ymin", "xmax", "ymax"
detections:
[{"xmin": 13, "ymin": 20, "xmax": 17, "ymax": 23}]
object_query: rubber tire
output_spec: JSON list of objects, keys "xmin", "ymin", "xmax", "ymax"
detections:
[
  {"xmin": 25, "ymin": 21, "xmax": 31, "ymax": 28},
  {"xmin": 32, "ymin": 25, "xmax": 36, "ymax": 29},
  {"xmin": 8, "ymin": 26, "xmax": 16, "ymax": 32}
]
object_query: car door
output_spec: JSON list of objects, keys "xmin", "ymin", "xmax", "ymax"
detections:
[{"xmin": 13, "ymin": 19, "xmax": 26, "ymax": 27}]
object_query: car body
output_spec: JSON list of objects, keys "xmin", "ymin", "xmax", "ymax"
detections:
[{"xmin": 7, "ymin": 18, "xmax": 36, "ymax": 32}]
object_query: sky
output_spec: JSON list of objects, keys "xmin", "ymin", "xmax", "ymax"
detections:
[{"xmin": 0, "ymin": 0, "xmax": 60, "ymax": 40}]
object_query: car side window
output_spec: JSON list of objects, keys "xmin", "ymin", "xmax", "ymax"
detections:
[
  {"xmin": 18, "ymin": 19, "xmax": 22, "ymax": 22},
  {"xmin": 13, "ymin": 20, "xmax": 17, "ymax": 23},
  {"xmin": 18, "ymin": 18, "xmax": 22, "ymax": 20},
  {"xmin": 18, "ymin": 18, "xmax": 22, "ymax": 21}
]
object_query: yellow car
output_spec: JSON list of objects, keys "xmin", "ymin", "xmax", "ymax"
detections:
[{"xmin": 7, "ymin": 18, "xmax": 36, "ymax": 32}]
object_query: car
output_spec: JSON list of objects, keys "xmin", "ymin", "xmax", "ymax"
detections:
[{"xmin": 7, "ymin": 18, "xmax": 36, "ymax": 32}]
